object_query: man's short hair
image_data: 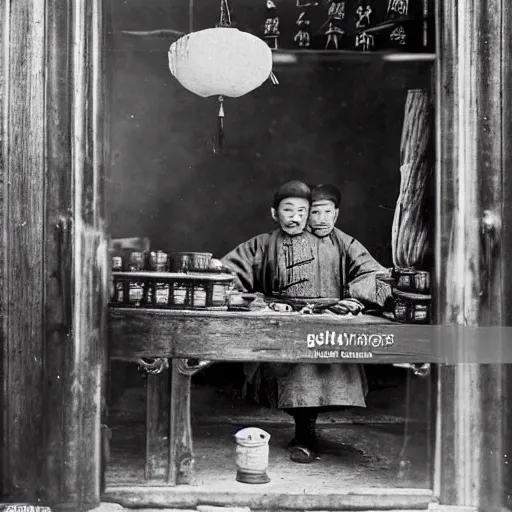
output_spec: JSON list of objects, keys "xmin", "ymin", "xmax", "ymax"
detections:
[
  {"xmin": 311, "ymin": 184, "xmax": 341, "ymax": 208},
  {"xmin": 273, "ymin": 180, "xmax": 312, "ymax": 209}
]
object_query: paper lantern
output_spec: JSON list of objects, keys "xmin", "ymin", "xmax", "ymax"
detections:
[
  {"xmin": 168, "ymin": 28, "xmax": 273, "ymax": 98},
  {"xmin": 167, "ymin": 0, "xmax": 277, "ymax": 152}
]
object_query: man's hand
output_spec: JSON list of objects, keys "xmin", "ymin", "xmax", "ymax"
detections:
[
  {"xmin": 329, "ymin": 298, "xmax": 365, "ymax": 315},
  {"xmin": 210, "ymin": 258, "xmax": 233, "ymax": 273},
  {"xmin": 210, "ymin": 258, "xmax": 223, "ymax": 269},
  {"xmin": 340, "ymin": 298, "xmax": 365, "ymax": 313}
]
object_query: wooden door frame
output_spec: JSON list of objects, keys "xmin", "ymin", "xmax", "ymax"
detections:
[
  {"xmin": 0, "ymin": 0, "xmax": 510, "ymax": 511},
  {"xmin": 1, "ymin": 0, "xmax": 109, "ymax": 510},
  {"xmin": 434, "ymin": 0, "xmax": 511, "ymax": 510}
]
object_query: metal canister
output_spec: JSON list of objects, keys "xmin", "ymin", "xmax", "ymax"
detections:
[
  {"xmin": 172, "ymin": 280, "xmax": 189, "ymax": 306},
  {"xmin": 127, "ymin": 251, "xmax": 146, "ymax": 305},
  {"xmin": 411, "ymin": 302, "xmax": 429, "ymax": 323},
  {"xmin": 393, "ymin": 296, "xmax": 408, "ymax": 322},
  {"xmin": 153, "ymin": 283, "xmax": 171, "ymax": 306},
  {"xmin": 110, "ymin": 255, "xmax": 124, "ymax": 303},
  {"xmin": 112, "ymin": 255, "xmax": 123, "ymax": 272},
  {"xmin": 109, "ymin": 255, "xmax": 124, "ymax": 303},
  {"xmin": 413, "ymin": 271, "xmax": 430, "ymax": 293},
  {"xmin": 111, "ymin": 280, "xmax": 124, "ymax": 303},
  {"xmin": 146, "ymin": 251, "xmax": 170, "ymax": 305},
  {"xmin": 234, "ymin": 427, "xmax": 271, "ymax": 484},
  {"xmin": 147, "ymin": 250, "xmax": 169, "ymax": 272},
  {"xmin": 396, "ymin": 269, "xmax": 415, "ymax": 291},
  {"xmin": 393, "ymin": 288, "xmax": 431, "ymax": 324},
  {"xmin": 192, "ymin": 283, "xmax": 207, "ymax": 307},
  {"xmin": 127, "ymin": 280, "xmax": 144, "ymax": 305},
  {"xmin": 128, "ymin": 251, "xmax": 146, "ymax": 271}
]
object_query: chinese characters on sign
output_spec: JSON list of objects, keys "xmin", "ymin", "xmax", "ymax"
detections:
[
  {"xmin": 390, "ymin": 25, "xmax": 407, "ymax": 46},
  {"xmin": 354, "ymin": 2, "xmax": 374, "ymax": 51},
  {"xmin": 388, "ymin": 0, "xmax": 409, "ymax": 16},
  {"xmin": 264, "ymin": 0, "xmax": 280, "ymax": 49},
  {"xmin": 324, "ymin": 1, "xmax": 345, "ymax": 49},
  {"xmin": 386, "ymin": 0, "xmax": 409, "ymax": 47}
]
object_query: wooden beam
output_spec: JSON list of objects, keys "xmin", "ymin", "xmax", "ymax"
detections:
[
  {"xmin": 434, "ymin": 0, "xmax": 509, "ymax": 509},
  {"xmin": 103, "ymin": 486, "xmax": 433, "ymax": 511},
  {"xmin": 1, "ymin": 0, "xmax": 108, "ymax": 509},
  {"xmin": 42, "ymin": 0, "xmax": 109, "ymax": 509},
  {"xmin": 0, "ymin": 0, "xmax": 4, "ymax": 495},
  {"xmin": 1, "ymin": 0, "xmax": 47, "ymax": 501},
  {"xmin": 503, "ymin": 0, "xmax": 512, "ymax": 505},
  {"xmin": 108, "ymin": 309, "xmax": 437, "ymax": 363}
]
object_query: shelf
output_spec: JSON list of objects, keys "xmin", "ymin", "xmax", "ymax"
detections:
[{"xmin": 272, "ymin": 49, "xmax": 436, "ymax": 65}]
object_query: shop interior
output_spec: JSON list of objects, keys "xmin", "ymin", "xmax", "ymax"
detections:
[{"xmin": 105, "ymin": 0, "xmax": 436, "ymax": 492}]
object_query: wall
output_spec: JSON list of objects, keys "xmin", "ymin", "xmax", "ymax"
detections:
[{"xmin": 107, "ymin": 0, "xmax": 432, "ymax": 267}]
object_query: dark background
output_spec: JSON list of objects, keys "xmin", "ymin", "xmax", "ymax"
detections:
[{"xmin": 107, "ymin": 0, "xmax": 433, "ymax": 268}]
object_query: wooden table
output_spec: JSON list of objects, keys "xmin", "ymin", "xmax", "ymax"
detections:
[{"xmin": 108, "ymin": 308, "xmax": 437, "ymax": 485}]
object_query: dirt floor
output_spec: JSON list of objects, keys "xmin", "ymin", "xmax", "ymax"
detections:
[{"xmin": 106, "ymin": 363, "xmax": 434, "ymax": 492}]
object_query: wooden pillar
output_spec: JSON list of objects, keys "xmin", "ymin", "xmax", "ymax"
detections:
[
  {"xmin": 435, "ymin": 0, "xmax": 510, "ymax": 509},
  {"xmin": 1, "ymin": 0, "xmax": 108, "ymax": 510},
  {"xmin": 0, "ymin": 0, "xmax": 47, "ymax": 501},
  {"xmin": 502, "ymin": 3, "xmax": 512, "ymax": 508}
]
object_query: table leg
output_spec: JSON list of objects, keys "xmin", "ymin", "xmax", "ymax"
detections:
[
  {"xmin": 145, "ymin": 365, "xmax": 171, "ymax": 481},
  {"xmin": 144, "ymin": 358, "xmax": 199, "ymax": 485},
  {"xmin": 169, "ymin": 358, "xmax": 195, "ymax": 485}
]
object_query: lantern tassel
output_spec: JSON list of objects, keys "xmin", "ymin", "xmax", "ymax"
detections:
[
  {"xmin": 217, "ymin": 96, "xmax": 225, "ymax": 151},
  {"xmin": 270, "ymin": 71, "xmax": 279, "ymax": 85}
]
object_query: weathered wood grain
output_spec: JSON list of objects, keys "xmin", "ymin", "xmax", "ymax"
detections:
[
  {"xmin": 108, "ymin": 309, "xmax": 437, "ymax": 363},
  {"xmin": 502, "ymin": 0, "xmax": 512, "ymax": 506},
  {"xmin": 47, "ymin": 0, "xmax": 108, "ymax": 507},
  {"xmin": 169, "ymin": 359, "xmax": 194, "ymax": 485},
  {"xmin": 102, "ymin": 486, "xmax": 433, "ymax": 511},
  {"xmin": 434, "ymin": 0, "xmax": 509, "ymax": 509},
  {"xmin": 43, "ymin": 0, "xmax": 75, "ymax": 505},
  {"xmin": 0, "ymin": 0, "xmax": 5, "ymax": 496},
  {"xmin": 433, "ymin": 0, "xmax": 456, "ymax": 502},
  {"xmin": 0, "ymin": 0, "xmax": 110, "ymax": 508},
  {"xmin": 146, "ymin": 368, "xmax": 171, "ymax": 481},
  {"xmin": 1, "ymin": 0, "xmax": 46, "ymax": 501}
]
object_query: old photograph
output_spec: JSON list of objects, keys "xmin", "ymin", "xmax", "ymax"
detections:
[{"xmin": 0, "ymin": 0, "xmax": 511, "ymax": 511}]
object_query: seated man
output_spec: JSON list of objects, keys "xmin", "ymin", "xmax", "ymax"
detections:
[
  {"xmin": 220, "ymin": 179, "xmax": 317, "ymax": 297},
  {"xmin": 283, "ymin": 183, "xmax": 392, "ymax": 461},
  {"xmin": 221, "ymin": 180, "xmax": 391, "ymax": 463},
  {"xmin": 308, "ymin": 183, "xmax": 392, "ymax": 309}
]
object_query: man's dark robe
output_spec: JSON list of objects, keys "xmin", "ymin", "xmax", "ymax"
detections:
[{"xmin": 221, "ymin": 227, "xmax": 390, "ymax": 409}]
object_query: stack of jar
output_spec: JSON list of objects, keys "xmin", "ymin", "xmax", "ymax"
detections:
[
  {"xmin": 109, "ymin": 250, "xmax": 235, "ymax": 310},
  {"xmin": 391, "ymin": 269, "xmax": 431, "ymax": 324}
]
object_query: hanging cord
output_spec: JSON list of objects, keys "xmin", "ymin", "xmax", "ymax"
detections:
[
  {"xmin": 189, "ymin": 0, "xmax": 194, "ymax": 32},
  {"xmin": 211, "ymin": 0, "xmax": 231, "ymax": 154},
  {"xmin": 218, "ymin": 0, "xmax": 232, "ymax": 27}
]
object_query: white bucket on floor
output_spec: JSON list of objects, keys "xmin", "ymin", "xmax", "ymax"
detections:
[{"xmin": 234, "ymin": 427, "xmax": 271, "ymax": 484}]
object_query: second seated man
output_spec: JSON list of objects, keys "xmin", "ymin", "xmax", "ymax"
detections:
[{"xmin": 221, "ymin": 180, "xmax": 391, "ymax": 463}]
